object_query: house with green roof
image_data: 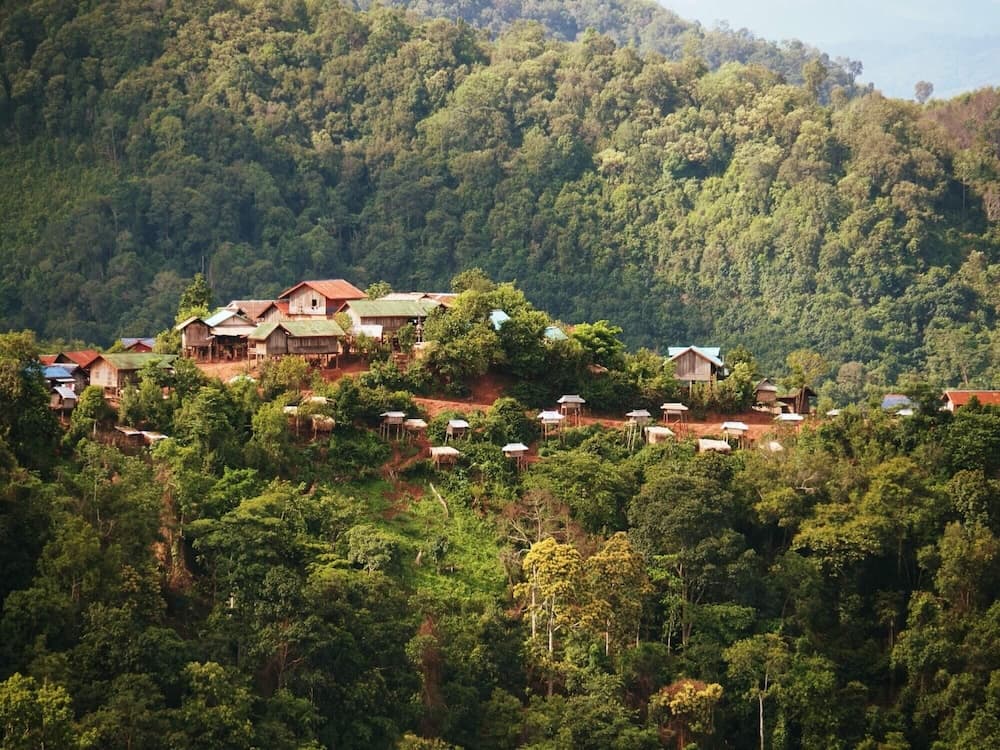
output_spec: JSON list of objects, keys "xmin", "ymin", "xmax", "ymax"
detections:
[
  {"xmin": 342, "ymin": 298, "xmax": 441, "ymax": 342},
  {"xmin": 248, "ymin": 319, "xmax": 346, "ymax": 365}
]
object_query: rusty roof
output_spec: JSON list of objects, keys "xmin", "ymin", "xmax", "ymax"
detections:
[
  {"xmin": 944, "ymin": 390, "xmax": 1000, "ymax": 408},
  {"xmin": 278, "ymin": 279, "xmax": 366, "ymax": 301},
  {"xmin": 58, "ymin": 350, "xmax": 101, "ymax": 368},
  {"xmin": 226, "ymin": 300, "xmax": 277, "ymax": 320}
]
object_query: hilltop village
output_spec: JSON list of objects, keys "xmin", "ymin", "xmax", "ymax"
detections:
[{"xmin": 37, "ymin": 275, "xmax": 1000, "ymax": 458}]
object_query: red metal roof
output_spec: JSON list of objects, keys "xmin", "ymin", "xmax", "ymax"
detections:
[
  {"xmin": 944, "ymin": 390, "xmax": 1000, "ymax": 408},
  {"xmin": 39, "ymin": 354, "xmax": 57, "ymax": 365},
  {"xmin": 278, "ymin": 279, "xmax": 366, "ymax": 301},
  {"xmin": 60, "ymin": 350, "xmax": 101, "ymax": 368},
  {"xmin": 227, "ymin": 300, "xmax": 276, "ymax": 320}
]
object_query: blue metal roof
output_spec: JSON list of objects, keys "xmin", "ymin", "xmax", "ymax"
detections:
[
  {"xmin": 43, "ymin": 365, "xmax": 74, "ymax": 380},
  {"xmin": 489, "ymin": 309, "xmax": 511, "ymax": 330},
  {"xmin": 881, "ymin": 394, "xmax": 913, "ymax": 410}
]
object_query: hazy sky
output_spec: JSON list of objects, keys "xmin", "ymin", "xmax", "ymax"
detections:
[
  {"xmin": 661, "ymin": 1, "xmax": 1000, "ymax": 45},
  {"xmin": 660, "ymin": 1, "xmax": 1000, "ymax": 97}
]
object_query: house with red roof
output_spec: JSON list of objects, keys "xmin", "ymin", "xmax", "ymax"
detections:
[
  {"xmin": 277, "ymin": 279, "xmax": 366, "ymax": 318},
  {"xmin": 942, "ymin": 390, "xmax": 1000, "ymax": 412}
]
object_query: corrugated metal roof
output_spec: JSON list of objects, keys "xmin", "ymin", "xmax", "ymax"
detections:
[
  {"xmin": 722, "ymin": 421, "xmax": 750, "ymax": 431},
  {"xmin": 943, "ymin": 390, "xmax": 1000, "ymax": 408},
  {"xmin": 53, "ymin": 386, "xmax": 77, "ymax": 399},
  {"xmin": 121, "ymin": 338, "xmax": 155, "ymax": 350},
  {"xmin": 250, "ymin": 319, "xmax": 344, "ymax": 339},
  {"xmin": 347, "ymin": 299, "xmax": 438, "ymax": 318},
  {"xmin": 668, "ymin": 346, "xmax": 723, "ymax": 367},
  {"xmin": 281, "ymin": 319, "xmax": 346, "ymax": 337},
  {"xmin": 59, "ymin": 350, "xmax": 100, "ymax": 368},
  {"xmin": 204, "ymin": 308, "xmax": 251, "ymax": 328},
  {"xmin": 43, "ymin": 366, "xmax": 74, "ymax": 380},
  {"xmin": 278, "ymin": 279, "xmax": 366, "ymax": 301},
  {"xmin": 97, "ymin": 353, "xmax": 177, "ymax": 371},
  {"xmin": 175, "ymin": 316, "xmax": 203, "ymax": 331},
  {"xmin": 537, "ymin": 410, "xmax": 564, "ymax": 421},
  {"xmin": 249, "ymin": 322, "xmax": 281, "ymax": 341},
  {"xmin": 489, "ymin": 309, "xmax": 511, "ymax": 330},
  {"xmin": 544, "ymin": 325, "xmax": 568, "ymax": 341},
  {"xmin": 226, "ymin": 300, "xmax": 276, "ymax": 320}
]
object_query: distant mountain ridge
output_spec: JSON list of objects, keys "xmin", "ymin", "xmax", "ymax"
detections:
[{"xmin": 360, "ymin": 0, "xmax": 864, "ymax": 95}]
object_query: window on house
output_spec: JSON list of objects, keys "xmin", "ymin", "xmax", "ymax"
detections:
[{"xmin": 311, "ymin": 298, "xmax": 319, "ymax": 309}]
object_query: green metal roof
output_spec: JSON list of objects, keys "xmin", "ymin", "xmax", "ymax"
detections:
[
  {"xmin": 249, "ymin": 322, "xmax": 281, "ymax": 340},
  {"xmin": 281, "ymin": 319, "xmax": 346, "ymax": 337},
  {"xmin": 98, "ymin": 353, "xmax": 177, "ymax": 371},
  {"xmin": 249, "ymin": 320, "xmax": 346, "ymax": 339},
  {"xmin": 348, "ymin": 299, "xmax": 438, "ymax": 318}
]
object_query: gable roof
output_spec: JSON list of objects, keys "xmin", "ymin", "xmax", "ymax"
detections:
[
  {"xmin": 755, "ymin": 378, "xmax": 779, "ymax": 392},
  {"xmin": 943, "ymin": 390, "xmax": 1000, "ymax": 408},
  {"xmin": 95, "ymin": 353, "xmax": 177, "ymax": 371},
  {"xmin": 204, "ymin": 308, "xmax": 251, "ymax": 328},
  {"xmin": 40, "ymin": 354, "xmax": 58, "ymax": 365},
  {"xmin": 346, "ymin": 299, "xmax": 439, "ymax": 318},
  {"xmin": 121, "ymin": 337, "xmax": 155, "ymax": 350},
  {"xmin": 175, "ymin": 316, "xmax": 205, "ymax": 331},
  {"xmin": 249, "ymin": 319, "xmax": 346, "ymax": 341},
  {"xmin": 278, "ymin": 279, "xmax": 366, "ymax": 301},
  {"xmin": 249, "ymin": 322, "xmax": 281, "ymax": 341},
  {"xmin": 226, "ymin": 300, "xmax": 276, "ymax": 320},
  {"xmin": 58, "ymin": 350, "xmax": 101, "ymax": 368},
  {"xmin": 281, "ymin": 319, "xmax": 346, "ymax": 337},
  {"xmin": 668, "ymin": 346, "xmax": 724, "ymax": 367}
]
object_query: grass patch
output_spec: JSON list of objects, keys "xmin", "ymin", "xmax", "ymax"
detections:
[{"xmin": 336, "ymin": 478, "xmax": 507, "ymax": 599}]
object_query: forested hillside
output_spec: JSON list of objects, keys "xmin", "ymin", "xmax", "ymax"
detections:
[
  {"xmin": 2, "ymin": 291, "xmax": 1000, "ymax": 748},
  {"xmin": 1, "ymin": 0, "xmax": 999, "ymax": 382}
]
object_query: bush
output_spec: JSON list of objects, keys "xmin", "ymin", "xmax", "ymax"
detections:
[
  {"xmin": 327, "ymin": 426, "xmax": 391, "ymax": 479},
  {"xmin": 483, "ymin": 397, "xmax": 539, "ymax": 446}
]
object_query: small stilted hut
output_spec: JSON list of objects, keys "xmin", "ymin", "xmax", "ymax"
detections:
[
  {"xmin": 502, "ymin": 442, "xmax": 530, "ymax": 470},
  {"xmin": 557, "ymin": 395, "xmax": 586, "ymax": 426}
]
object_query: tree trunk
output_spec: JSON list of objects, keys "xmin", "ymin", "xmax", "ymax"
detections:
[{"xmin": 758, "ymin": 693, "xmax": 765, "ymax": 750}]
